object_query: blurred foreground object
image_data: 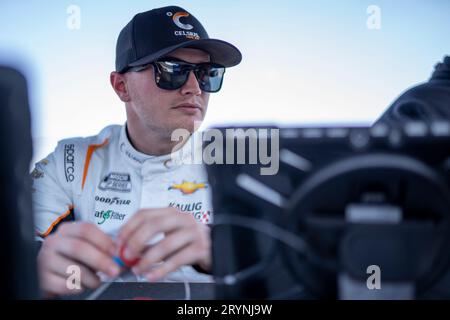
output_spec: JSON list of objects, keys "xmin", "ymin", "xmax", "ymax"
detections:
[
  {"xmin": 206, "ymin": 123, "xmax": 450, "ymax": 299},
  {"xmin": 0, "ymin": 66, "xmax": 39, "ymax": 299}
]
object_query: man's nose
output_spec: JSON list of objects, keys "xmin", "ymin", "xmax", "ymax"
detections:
[{"xmin": 180, "ymin": 71, "xmax": 202, "ymax": 95}]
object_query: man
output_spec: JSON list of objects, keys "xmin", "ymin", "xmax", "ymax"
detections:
[
  {"xmin": 32, "ymin": 6, "xmax": 242, "ymax": 296},
  {"xmin": 375, "ymin": 56, "xmax": 450, "ymax": 125}
]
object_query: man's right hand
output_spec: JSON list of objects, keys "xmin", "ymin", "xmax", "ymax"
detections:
[{"xmin": 37, "ymin": 222, "xmax": 121, "ymax": 297}]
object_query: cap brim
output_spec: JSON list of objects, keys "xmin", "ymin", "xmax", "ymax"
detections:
[{"xmin": 128, "ymin": 39, "xmax": 242, "ymax": 69}]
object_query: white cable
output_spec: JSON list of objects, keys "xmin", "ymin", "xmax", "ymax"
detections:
[
  {"xmin": 86, "ymin": 279, "xmax": 114, "ymax": 300},
  {"xmin": 180, "ymin": 267, "xmax": 191, "ymax": 300}
]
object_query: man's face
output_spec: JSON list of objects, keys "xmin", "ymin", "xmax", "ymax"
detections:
[{"xmin": 124, "ymin": 48, "xmax": 211, "ymax": 136}]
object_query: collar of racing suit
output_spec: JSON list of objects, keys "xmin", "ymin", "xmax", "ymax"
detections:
[{"xmin": 118, "ymin": 124, "xmax": 202, "ymax": 175}]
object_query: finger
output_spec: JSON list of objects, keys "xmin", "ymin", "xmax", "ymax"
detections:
[
  {"xmin": 123, "ymin": 214, "xmax": 191, "ymax": 259},
  {"xmin": 118, "ymin": 209, "xmax": 167, "ymax": 245},
  {"xmin": 144, "ymin": 245, "xmax": 204, "ymax": 282},
  {"xmin": 51, "ymin": 236, "xmax": 120, "ymax": 278},
  {"xmin": 58, "ymin": 222, "xmax": 116, "ymax": 256},
  {"xmin": 133, "ymin": 230, "xmax": 194, "ymax": 274},
  {"xmin": 40, "ymin": 271, "xmax": 83, "ymax": 297},
  {"xmin": 41, "ymin": 250, "xmax": 101, "ymax": 289}
]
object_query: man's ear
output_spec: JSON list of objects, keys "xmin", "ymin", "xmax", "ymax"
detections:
[{"xmin": 110, "ymin": 72, "xmax": 131, "ymax": 102}]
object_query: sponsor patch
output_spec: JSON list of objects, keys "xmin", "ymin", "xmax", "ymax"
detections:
[
  {"xmin": 98, "ymin": 172, "xmax": 132, "ymax": 193},
  {"xmin": 194, "ymin": 210, "xmax": 211, "ymax": 224},
  {"xmin": 31, "ymin": 159, "xmax": 49, "ymax": 180},
  {"xmin": 95, "ymin": 196, "xmax": 131, "ymax": 206},
  {"xmin": 31, "ymin": 168, "xmax": 44, "ymax": 180},
  {"xmin": 95, "ymin": 210, "xmax": 126, "ymax": 225},
  {"xmin": 168, "ymin": 181, "xmax": 207, "ymax": 195},
  {"xmin": 64, "ymin": 144, "xmax": 75, "ymax": 182},
  {"xmin": 169, "ymin": 202, "xmax": 211, "ymax": 224}
]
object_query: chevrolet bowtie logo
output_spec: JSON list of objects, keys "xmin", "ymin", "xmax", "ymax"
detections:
[{"xmin": 168, "ymin": 181, "xmax": 207, "ymax": 195}]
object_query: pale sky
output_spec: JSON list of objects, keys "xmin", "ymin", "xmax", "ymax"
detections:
[{"xmin": 1, "ymin": 0, "xmax": 449, "ymax": 164}]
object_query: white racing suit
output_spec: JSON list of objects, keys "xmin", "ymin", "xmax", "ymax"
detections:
[{"xmin": 32, "ymin": 124, "xmax": 213, "ymax": 282}]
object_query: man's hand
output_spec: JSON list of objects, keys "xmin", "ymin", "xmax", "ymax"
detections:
[
  {"xmin": 37, "ymin": 222, "xmax": 120, "ymax": 297},
  {"xmin": 117, "ymin": 207, "xmax": 211, "ymax": 281}
]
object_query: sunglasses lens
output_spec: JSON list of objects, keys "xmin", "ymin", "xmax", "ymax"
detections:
[
  {"xmin": 154, "ymin": 61, "xmax": 225, "ymax": 92},
  {"xmin": 195, "ymin": 64, "xmax": 225, "ymax": 93},
  {"xmin": 155, "ymin": 61, "xmax": 190, "ymax": 90}
]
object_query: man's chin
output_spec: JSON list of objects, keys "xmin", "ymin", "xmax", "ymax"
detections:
[{"xmin": 170, "ymin": 119, "xmax": 204, "ymax": 136}]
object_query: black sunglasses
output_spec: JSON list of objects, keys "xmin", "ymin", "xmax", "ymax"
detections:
[{"xmin": 127, "ymin": 58, "xmax": 226, "ymax": 93}]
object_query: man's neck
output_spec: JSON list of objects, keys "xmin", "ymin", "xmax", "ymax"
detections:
[{"xmin": 126, "ymin": 123, "xmax": 188, "ymax": 156}]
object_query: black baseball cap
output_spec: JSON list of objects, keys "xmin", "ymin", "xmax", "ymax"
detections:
[{"xmin": 115, "ymin": 6, "xmax": 242, "ymax": 73}]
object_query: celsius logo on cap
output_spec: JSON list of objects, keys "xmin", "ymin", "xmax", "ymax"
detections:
[{"xmin": 169, "ymin": 11, "xmax": 194, "ymax": 30}]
